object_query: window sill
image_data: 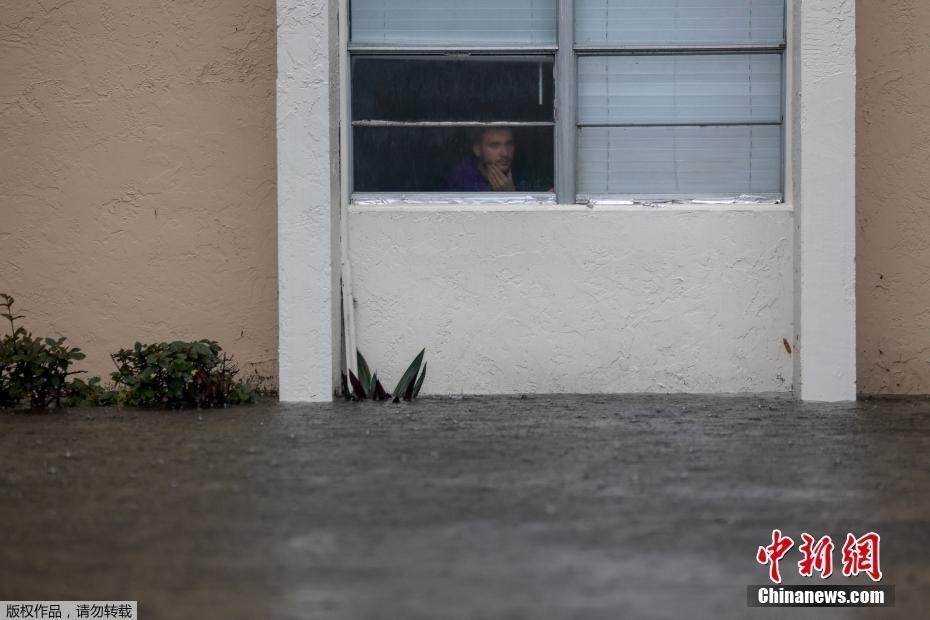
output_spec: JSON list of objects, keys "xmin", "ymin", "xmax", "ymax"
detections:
[{"xmin": 348, "ymin": 193, "xmax": 792, "ymax": 213}]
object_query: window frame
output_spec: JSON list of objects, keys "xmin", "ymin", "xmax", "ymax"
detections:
[{"xmin": 342, "ymin": 0, "xmax": 788, "ymax": 206}]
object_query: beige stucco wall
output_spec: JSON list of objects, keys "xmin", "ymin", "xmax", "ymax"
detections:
[
  {"xmin": 4, "ymin": 0, "xmax": 930, "ymax": 396},
  {"xmin": 1, "ymin": 1, "xmax": 278, "ymax": 389},
  {"xmin": 857, "ymin": 0, "xmax": 930, "ymax": 394}
]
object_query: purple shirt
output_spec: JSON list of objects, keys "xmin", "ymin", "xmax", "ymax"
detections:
[{"xmin": 446, "ymin": 158, "xmax": 492, "ymax": 191}]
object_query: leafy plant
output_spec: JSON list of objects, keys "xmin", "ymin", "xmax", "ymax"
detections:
[
  {"xmin": 347, "ymin": 350, "xmax": 391, "ymax": 401},
  {"xmin": 63, "ymin": 377, "xmax": 118, "ymax": 407},
  {"xmin": 1, "ymin": 294, "xmax": 87, "ymax": 408},
  {"xmin": 392, "ymin": 348, "xmax": 426, "ymax": 403},
  {"xmin": 109, "ymin": 340, "xmax": 255, "ymax": 408},
  {"xmin": 346, "ymin": 349, "xmax": 427, "ymax": 402}
]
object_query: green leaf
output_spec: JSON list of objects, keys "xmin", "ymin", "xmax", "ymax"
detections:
[
  {"xmin": 356, "ymin": 350, "xmax": 373, "ymax": 398},
  {"xmin": 348, "ymin": 369, "xmax": 367, "ymax": 400},
  {"xmin": 412, "ymin": 362, "xmax": 427, "ymax": 399},
  {"xmin": 393, "ymin": 349, "xmax": 425, "ymax": 403},
  {"xmin": 373, "ymin": 376, "xmax": 390, "ymax": 401}
]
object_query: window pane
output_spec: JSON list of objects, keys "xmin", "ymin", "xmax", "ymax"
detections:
[
  {"xmin": 578, "ymin": 54, "xmax": 782, "ymax": 125},
  {"xmin": 576, "ymin": 0, "xmax": 785, "ymax": 46},
  {"xmin": 351, "ymin": 0, "xmax": 557, "ymax": 46},
  {"xmin": 577, "ymin": 125, "xmax": 781, "ymax": 195},
  {"xmin": 352, "ymin": 56, "xmax": 554, "ymax": 122},
  {"xmin": 354, "ymin": 127, "xmax": 554, "ymax": 192}
]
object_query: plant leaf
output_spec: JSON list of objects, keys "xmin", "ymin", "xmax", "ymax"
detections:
[
  {"xmin": 393, "ymin": 348, "xmax": 425, "ymax": 402},
  {"xmin": 373, "ymin": 377, "xmax": 390, "ymax": 401},
  {"xmin": 412, "ymin": 362, "xmax": 427, "ymax": 398},
  {"xmin": 348, "ymin": 369, "xmax": 367, "ymax": 400},
  {"xmin": 356, "ymin": 350, "xmax": 372, "ymax": 399}
]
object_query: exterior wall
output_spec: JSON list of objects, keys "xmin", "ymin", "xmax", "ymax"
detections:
[
  {"xmin": 276, "ymin": 0, "xmax": 338, "ymax": 401},
  {"xmin": 792, "ymin": 0, "xmax": 857, "ymax": 401},
  {"xmin": 857, "ymin": 0, "xmax": 930, "ymax": 394},
  {"xmin": 350, "ymin": 207, "xmax": 795, "ymax": 395},
  {"xmin": 1, "ymin": 1, "xmax": 279, "ymax": 389}
]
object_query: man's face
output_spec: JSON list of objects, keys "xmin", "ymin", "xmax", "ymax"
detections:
[{"xmin": 473, "ymin": 128, "xmax": 515, "ymax": 174}]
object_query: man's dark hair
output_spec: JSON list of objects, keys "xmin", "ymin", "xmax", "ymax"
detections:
[{"xmin": 468, "ymin": 126, "xmax": 511, "ymax": 147}]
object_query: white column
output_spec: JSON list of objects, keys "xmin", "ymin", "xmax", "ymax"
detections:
[
  {"xmin": 277, "ymin": 0, "xmax": 336, "ymax": 402},
  {"xmin": 792, "ymin": 0, "xmax": 857, "ymax": 401}
]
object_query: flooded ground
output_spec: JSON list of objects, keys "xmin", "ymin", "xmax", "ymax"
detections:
[{"xmin": 1, "ymin": 395, "xmax": 929, "ymax": 619}]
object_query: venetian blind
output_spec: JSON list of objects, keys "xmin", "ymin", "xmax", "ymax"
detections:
[
  {"xmin": 575, "ymin": 1, "xmax": 785, "ymax": 196},
  {"xmin": 575, "ymin": 0, "xmax": 785, "ymax": 46},
  {"xmin": 351, "ymin": 0, "xmax": 558, "ymax": 45}
]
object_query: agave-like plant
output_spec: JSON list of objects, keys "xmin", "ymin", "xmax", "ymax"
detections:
[
  {"xmin": 348, "ymin": 350, "xmax": 391, "ymax": 401},
  {"xmin": 346, "ymin": 349, "xmax": 426, "ymax": 403},
  {"xmin": 391, "ymin": 348, "xmax": 426, "ymax": 403}
]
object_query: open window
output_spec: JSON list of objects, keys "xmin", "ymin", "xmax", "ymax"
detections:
[{"xmin": 347, "ymin": 0, "xmax": 786, "ymax": 203}]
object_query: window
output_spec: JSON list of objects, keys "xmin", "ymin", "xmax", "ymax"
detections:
[{"xmin": 347, "ymin": 0, "xmax": 786, "ymax": 203}]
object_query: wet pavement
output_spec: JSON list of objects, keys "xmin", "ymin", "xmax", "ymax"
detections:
[{"xmin": 1, "ymin": 395, "xmax": 929, "ymax": 619}]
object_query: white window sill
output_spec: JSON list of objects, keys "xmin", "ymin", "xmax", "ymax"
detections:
[{"xmin": 349, "ymin": 193, "xmax": 792, "ymax": 213}]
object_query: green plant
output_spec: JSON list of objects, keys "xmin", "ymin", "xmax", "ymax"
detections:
[
  {"xmin": 109, "ymin": 340, "xmax": 255, "ymax": 408},
  {"xmin": 347, "ymin": 350, "xmax": 391, "ymax": 401},
  {"xmin": 1, "ymin": 294, "xmax": 87, "ymax": 408},
  {"xmin": 62, "ymin": 377, "xmax": 118, "ymax": 407},
  {"xmin": 346, "ymin": 349, "xmax": 427, "ymax": 403}
]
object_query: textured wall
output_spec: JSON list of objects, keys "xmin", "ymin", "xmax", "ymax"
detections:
[
  {"xmin": 1, "ymin": 0, "xmax": 278, "ymax": 389},
  {"xmin": 792, "ymin": 0, "xmax": 857, "ymax": 401},
  {"xmin": 350, "ymin": 207, "xmax": 795, "ymax": 395},
  {"xmin": 276, "ymin": 0, "xmax": 337, "ymax": 401},
  {"xmin": 857, "ymin": 0, "xmax": 930, "ymax": 394}
]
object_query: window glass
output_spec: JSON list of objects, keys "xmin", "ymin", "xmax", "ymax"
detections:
[
  {"xmin": 578, "ymin": 54, "xmax": 782, "ymax": 124},
  {"xmin": 575, "ymin": 0, "xmax": 785, "ymax": 46},
  {"xmin": 351, "ymin": 0, "xmax": 558, "ymax": 46},
  {"xmin": 352, "ymin": 57, "xmax": 554, "ymax": 122},
  {"xmin": 352, "ymin": 57, "xmax": 555, "ymax": 192},
  {"xmin": 353, "ymin": 126, "xmax": 554, "ymax": 192},
  {"xmin": 347, "ymin": 0, "xmax": 786, "ymax": 200},
  {"xmin": 577, "ymin": 125, "xmax": 781, "ymax": 195}
]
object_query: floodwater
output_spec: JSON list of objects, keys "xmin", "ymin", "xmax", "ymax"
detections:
[{"xmin": 1, "ymin": 395, "xmax": 928, "ymax": 619}]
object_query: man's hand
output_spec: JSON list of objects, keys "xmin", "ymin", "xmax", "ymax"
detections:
[{"xmin": 483, "ymin": 163, "xmax": 516, "ymax": 191}]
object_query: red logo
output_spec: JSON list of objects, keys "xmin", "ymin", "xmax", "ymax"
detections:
[
  {"xmin": 841, "ymin": 532, "xmax": 883, "ymax": 582},
  {"xmin": 757, "ymin": 529, "xmax": 794, "ymax": 584},
  {"xmin": 798, "ymin": 533, "xmax": 835, "ymax": 579},
  {"xmin": 757, "ymin": 530, "xmax": 882, "ymax": 583}
]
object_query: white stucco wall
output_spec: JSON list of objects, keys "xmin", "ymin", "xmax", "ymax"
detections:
[
  {"xmin": 792, "ymin": 0, "xmax": 857, "ymax": 401},
  {"xmin": 349, "ymin": 206, "xmax": 795, "ymax": 395},
  {"xmin": 277, "ymin": 0, "xmax": 335, "ymax": 401}
]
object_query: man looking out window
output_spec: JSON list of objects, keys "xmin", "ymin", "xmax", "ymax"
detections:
[{"xmin": 447, "ymin": 127, "xmax": 518, "ymax": 192}]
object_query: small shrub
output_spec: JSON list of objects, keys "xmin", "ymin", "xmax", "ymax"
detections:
[
  {"xmin": 346, "ymin": 349, "xmax": 427, "ymax": 403},
  {"xmin": 63, "ymin": 377, "xmax": 118, "ymax": 407},
  {"xmin": 109, "ymin": 340, "xmax": 255, "ymax": 408},
  {"xmin": 1, "ymin": 294, "xmax": 87, "ymax": 408}
]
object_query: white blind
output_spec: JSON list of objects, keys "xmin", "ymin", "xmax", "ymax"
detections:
[
  {"xmin": 578, "ymin": 55, "xmax": 782, "ymax": 125},
  {"xmin": 576, "ymin": 0, "xmax": 785, "ymax": 46},
  {"xmin": 577, "ymin": 125, "xmax": 781, "ymax": 194},
  {"xmin": 351, "ymin": 0, "xmax": 558, "ymax": 45}
]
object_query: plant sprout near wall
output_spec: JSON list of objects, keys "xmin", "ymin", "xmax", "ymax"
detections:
[{"xmin": 346, "ymin": 349, "xmax": 426, "ymax": 403}]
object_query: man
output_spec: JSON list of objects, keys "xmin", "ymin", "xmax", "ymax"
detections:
[{"xmin": 447, "ymin": 127, "xmax": 517, "ymax": 191}]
